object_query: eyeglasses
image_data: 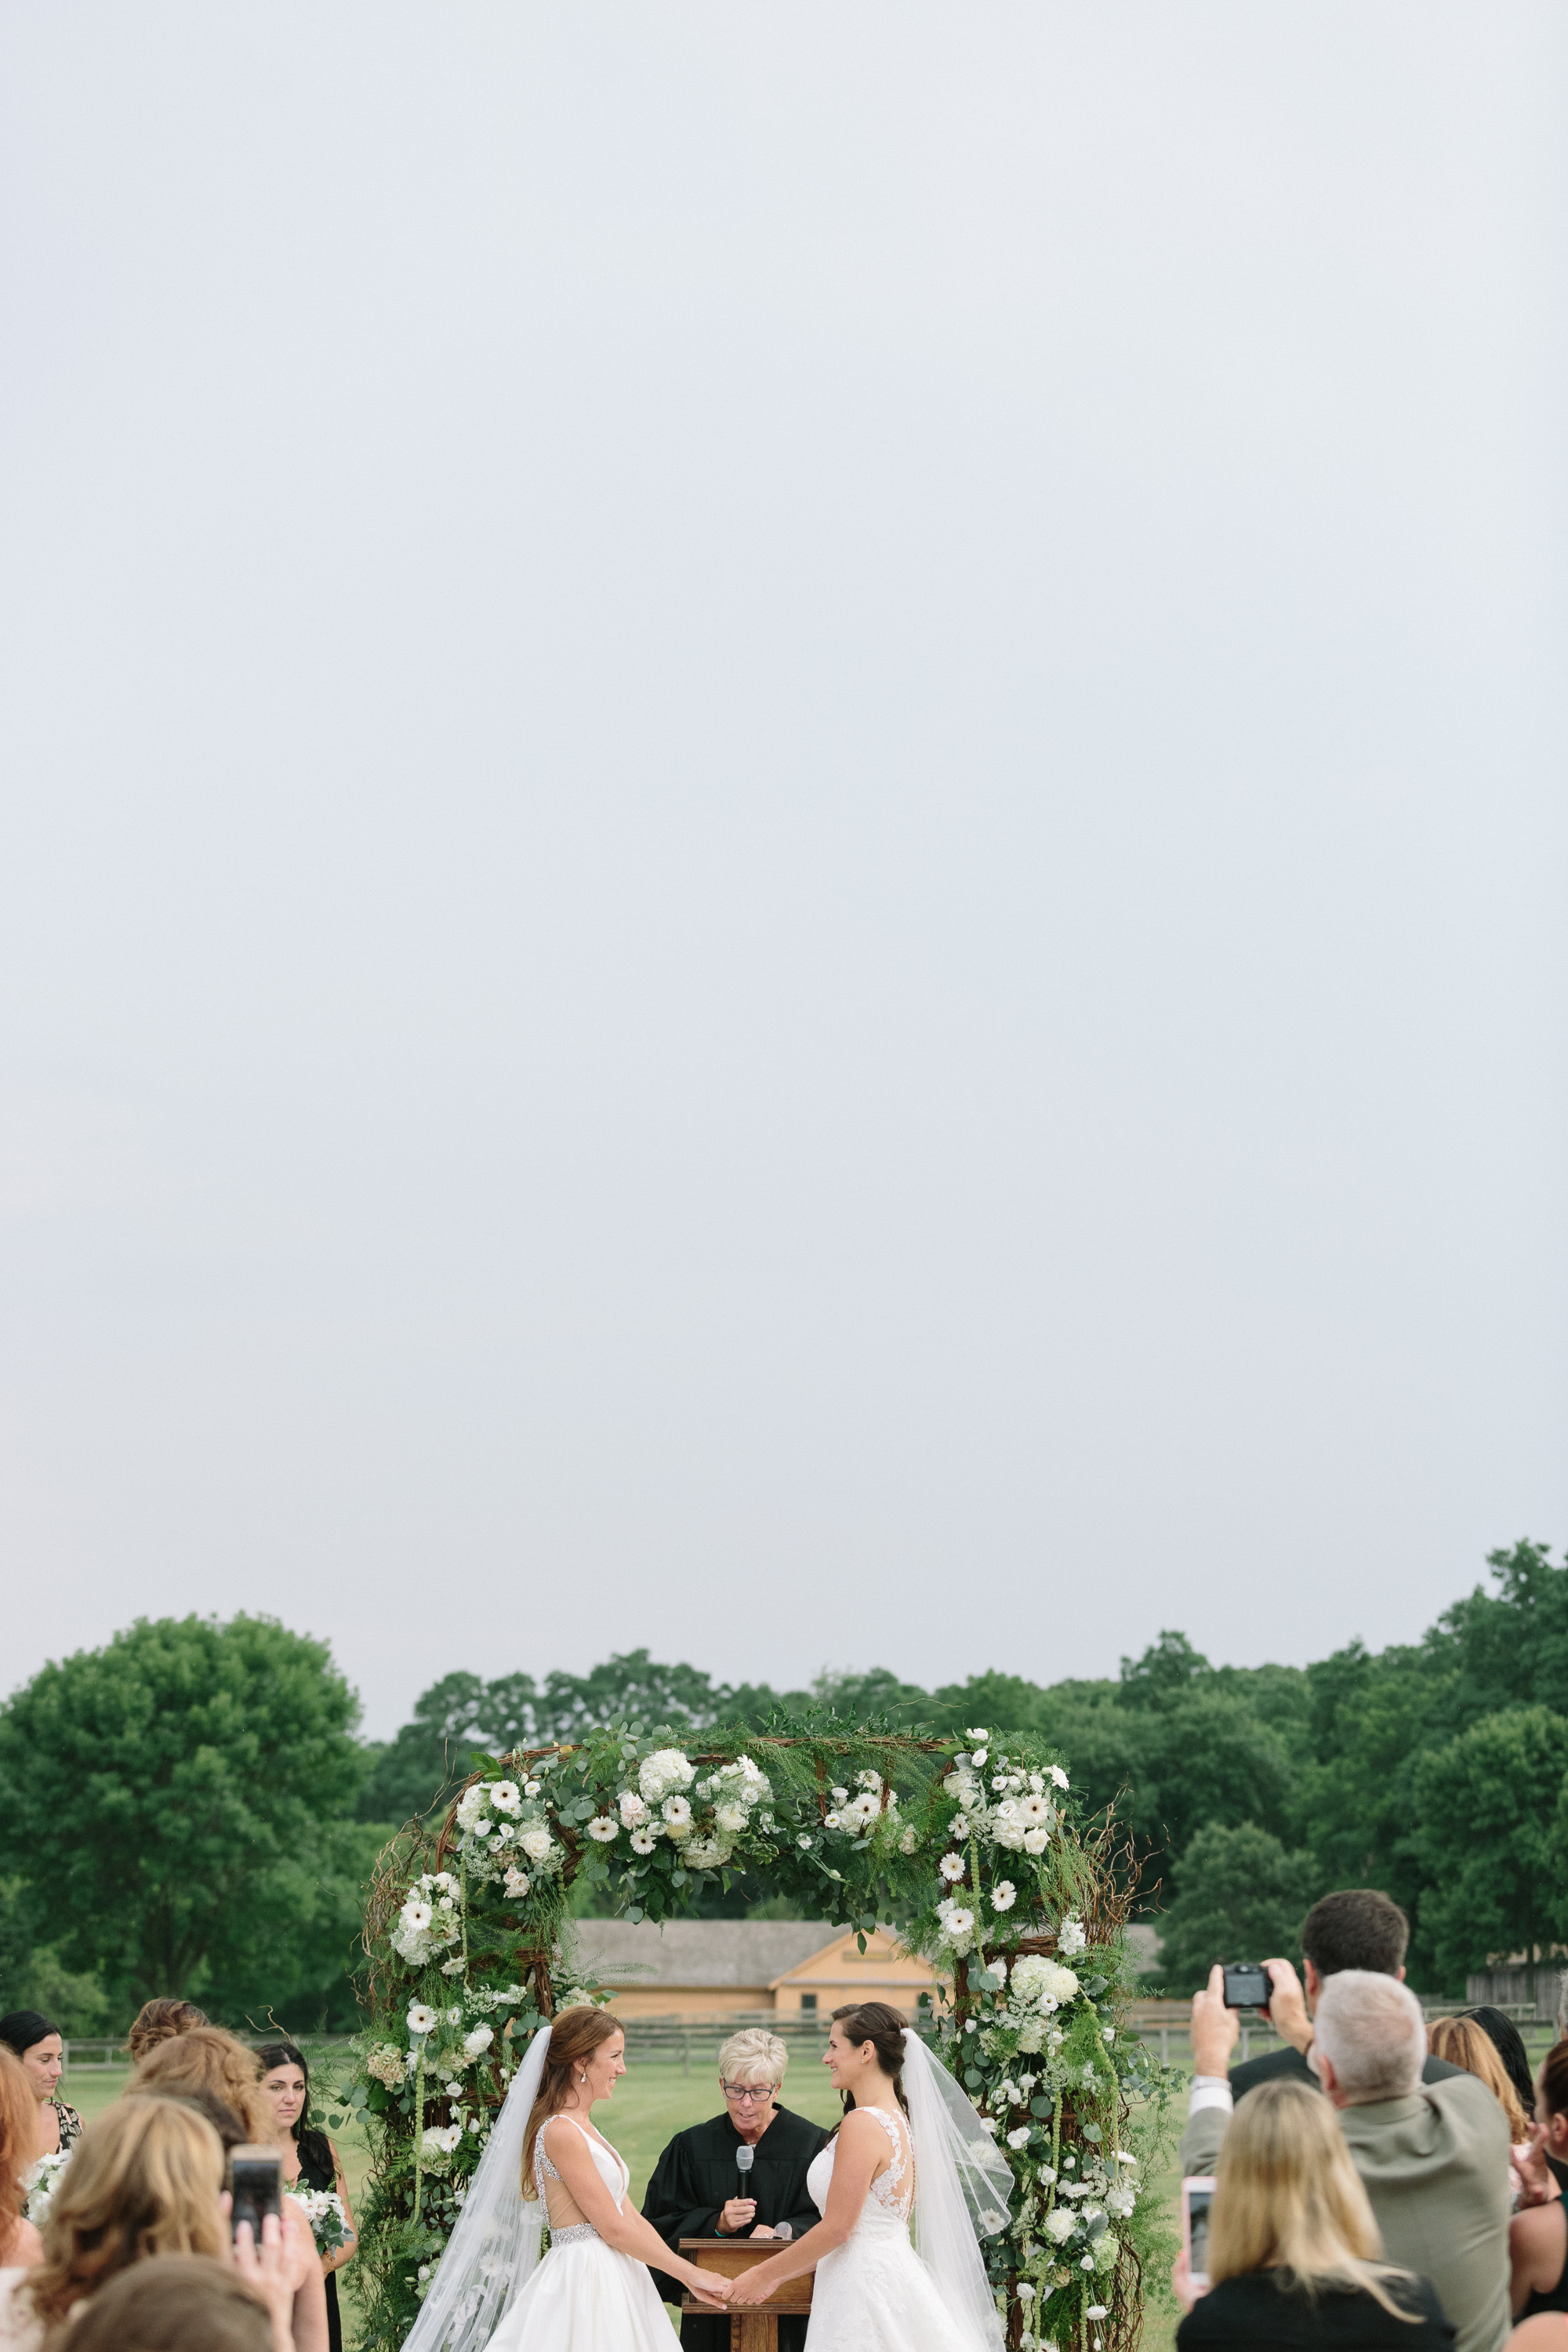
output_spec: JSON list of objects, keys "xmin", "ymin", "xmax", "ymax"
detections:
[{"xmin": 720, "ymin": 2082, "xmax": 778, "ymax": 2103}]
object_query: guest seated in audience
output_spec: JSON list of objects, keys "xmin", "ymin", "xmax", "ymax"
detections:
[
  {"xmin": 1229, "ymin": 1893, "xmax": 1465, "ymax": 2102},
  {"xmin": 1173, "ymin": 2077, "xmax": 1454, "ymax": 2348},
  {"xmin": 1509, "ymin": 2043, "xmax": 1568, "ymax": 2321},
  {"xmin": 66, "ymin": 2254, "xmax": 285, "ymax": 2352},
  {"xmin": 0, "ymin": 2019, "xmax": 81, "ymax": 2163},
  {"xmin": 1185, "ymin": 1965, "xmax": 1512, "ymax": 2352},
  {"xmin": 132, "ymin": 2031, "xmax": 327, "ymax": 2352},
  {"xmin": 255, "ymin": 2043, "xmax": 356, "ymax": 2352},
  {"xmin": 21, "ymin": 2100, "xmax": 292, "ymax": 2350},
  {"xmin": 126, "ymin": 2004, "xmax": 209, "ymax": 2067}
]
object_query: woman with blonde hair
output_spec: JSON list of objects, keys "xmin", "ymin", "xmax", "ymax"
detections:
[
  {"xmin": 1428, "ymin": 2018, "xmax": 1532, "ymax": 2144},
  {"xmin": 126, "ymin": 2002, "xmax": 209, "ymax": 2067},
  {"xmin": 1174, "ymin": 2078, "xmax": 1454, "ymax": 2347},
  {"xmin": 129, "ymin": 2034, "xmax": 327, "ymax": 2352}
]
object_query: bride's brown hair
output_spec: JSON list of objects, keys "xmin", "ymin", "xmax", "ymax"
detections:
[
  {"xmin": 827, "ymin": 2001, "xmax": 910, "ymax": 2135},
  {"xmin": 521, "ymin": 2009, "xmax": 621, "ymax": 2197}
]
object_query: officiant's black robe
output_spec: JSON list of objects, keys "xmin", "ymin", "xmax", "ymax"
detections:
[{"xmin": 642, "ymin": 2103, "xmax": 830, "ymax": 2352}]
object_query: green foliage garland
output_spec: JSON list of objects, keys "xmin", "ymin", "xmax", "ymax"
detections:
[{"xmin": 346, "ymin": 1716, "xmax": 1178, "ymax": 2352}]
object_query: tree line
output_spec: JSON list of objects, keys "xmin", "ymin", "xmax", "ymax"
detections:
[{"xmin": 2, "ymin": 1538, "xmax": 1563, "ymax": 2035}]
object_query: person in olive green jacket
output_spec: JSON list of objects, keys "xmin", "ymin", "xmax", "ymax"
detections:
[{"xmin": 1181, "ymin": 1967, "xmax": 1511, "ymax": 2352}]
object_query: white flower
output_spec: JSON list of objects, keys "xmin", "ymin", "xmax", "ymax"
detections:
[
  {"xmin": 455, "ymin": 1785, "xmax": 488, "ymax": 1831},
  {"xmin": 831, "ymin": 1786, "xmax": 849, "ymax": 1802},
  {"xmin": 524, "ymin": 1780, "xmax": 540, "ymax": 1797},
  {"xmin": 1105, "ymin": 2184, "xmax": 1136, "ymax": 2219},
  {"xmin": 399, "ymin": 1899, "xmax": 434, "ymax": 1933},
  {"xmin": 503, "ymin": 1865, "xmax": 531, "ymax": 1898},
  {"xmin": 463, "ymin": 2027, "xmax": 494, "ymax": 2060},
  {"xmin": 949, "ymin": 1813, "xmax": 971, "ymax": 1838},
  {"xmin": 420, "ymin": 2124, "xmax": 463, "ymax": 2158},
  {"xmin": 1058, "ymin": 1915, "xmax": 1087, "ymax": 1955},
  {"xmin": 991, "ymin": 1880, "xmax": 1017, "ymax": 1912},
  {"xmin": 521, "ymin": 1828, "xmax": 555, "ymax": 1864},
  {"xmin": 1038, "ymin": 2165, "xmax": 1056, "ymax": 2185},
  {"xmin": 561, "ymin": 1987, "xmax": 595, "ymax": 2010},
  {"xmin": 797, "ymin": 1834, "xmax": 813, "ymax": 1849},
  {"xmin": 586, "ymin": 1815, "xmax": 619, "ymax": 1842},
  {"xmin": 824, "ymin": 1810, "xmax": 843, "ymax": 1831},
  {"xmin": 630, "ymin": 1830, "xmax": 657, "ymax": 1854},
  {"xmin": 470, "ymin": 1819, "xmax": 492, "ymax": 1839},
  {"xmin": 661, "ymin": 1795, "xmax": 692, "ymax": 1828},
  {"xmin": 1048, "ymin": 1765, "xmax": 1069, "ymax": 1790},
  {"xmin": 618, "ymin": 1791, "xmax": 648, "ymax": 1827},
  {"xmin": 1080, "ymin": 2256, "xmax": 1094, "ymax": 2271},
  {"xmin": 406, "ymin": 2004, "xmax": 437, "ymax": 2036},
  {"xmin": 1016, "ymin": 2282, "xmax": 1036, "ymax": 2304},
  {"xmin": 939, "ymin": 1904, "xmax": 975, "ymax": 1941},
  {"xmin": 1006, "ymin": 2125, "xmax": 1032, "ymax": 2150},
  {"xmin": 1044, "ymin": 2209, "xmax": 1076, "ymax": 2243},
  {"xmin": 938, "ymin": 1853, "xmax": 967, "ymax": 1883},
  {"xmin": 1023, "ymin": 1827, "xmax": 1050, "ymax": 1854},
  {"xmin": 977, "ymin": 2114, "xmax": 998, "ymax": 2135},
  {"xmin": 491, "ymin": 1782, "xmax": 521, "ymax": 1815},
  {"xmin": 1011, "ymin": 1956, "xmax": 1079, "ymax": 2010},
  {"xmin": 639, "ymin": 1748, "xmax": 696, "ymax": 1804},
  {"xmin": 1087, "ymin": 2307, "xmax": 1109, "ymax": 2321},
  {"xmin": 1017, "ymin": 1793, "xmax": 1051, "ymax": 1823},
  {"xmin": 898, "ymin": 1828, "xmax": 918, "ymax": 1854},
  {"xmin": 964, "ymin": 1726, "xmax": 989, "ymax": 1741}
]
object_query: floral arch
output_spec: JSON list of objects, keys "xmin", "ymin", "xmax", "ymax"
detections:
[{"xmin": 343, "ymin": 1719, "xmax": 1173, "ymax": 2352}]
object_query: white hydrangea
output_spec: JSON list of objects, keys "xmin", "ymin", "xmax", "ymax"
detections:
[
  {"xmin": 682, "ymin": 1836, "xmax": 733, "ymax": 1868},
  {"xmin": 639, "ymin": 1748, "xmax": 697, "ymax": 1804},
  {"xmin": 714, "ymin": 1803, "xmax": 749, "ymax": 1835},
  {"xmin": 463, "ymin": 2026, "xmax": 494, "ymax": 2060},
  {"xmin": 1011, "ymin": 1956, "xmax": 1079, "ymax": 2011},
  {"xmin": 1105, "ymin": 2183, "xmax": 1137, "ymax": 2218},
  {"xmin": 1058, "ymin": 1915, "xmax": 1087, "ymax": 1955},
  {"xmin": 455, "ymin": 1784, "xmax": 489, "ymax": 1831}
]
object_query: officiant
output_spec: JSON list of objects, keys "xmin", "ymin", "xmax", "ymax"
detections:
[{"xmin": 642, "ymin": 2026, "xmax": 829, "ymax": 2350}]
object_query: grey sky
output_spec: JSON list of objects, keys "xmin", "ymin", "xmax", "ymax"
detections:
[{"xmin": 2, "ymin": 8, "xmax": 1563, "ymax": 1740}]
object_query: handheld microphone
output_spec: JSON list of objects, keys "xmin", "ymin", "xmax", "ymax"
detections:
[
  {"xmin": 735, "ymin": 2143, "xmax": 756, "ymax": 2203},
  {"xmin": 773, "ymin": 2221, "xmax": 793, "ymax": 2242}
]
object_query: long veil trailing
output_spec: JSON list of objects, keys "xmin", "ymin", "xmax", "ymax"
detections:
[
  {"xmin": 401, "ymin": 2024, "xmax": 550, "ymax": 2352},
  {"xmin": 901, "ymin": 2027, "xmax": 1013, "ymax": 2352}
]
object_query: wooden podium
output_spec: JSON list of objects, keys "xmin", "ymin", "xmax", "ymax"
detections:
[{"xmin": 680, "ymin": 2238, "xmax": 811, "ymax": 2352}]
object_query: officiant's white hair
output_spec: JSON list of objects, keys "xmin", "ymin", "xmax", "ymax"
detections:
[{"xmin": 717, "ymin": 2027, "xmax": 788, "ymax": 2083}]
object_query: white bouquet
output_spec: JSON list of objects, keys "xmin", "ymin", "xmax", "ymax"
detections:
[{"xmin": 292, "ymin": 2185, "xmax": 353, "ymax": 2256}]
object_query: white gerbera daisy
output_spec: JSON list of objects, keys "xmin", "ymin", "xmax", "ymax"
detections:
[
  {"xmin": 405, "ymin": 2003, "xmax": 437, "ymax": 2036},
  {"xmin": 586, "ymin": 1816, "xmax": 619, "ymax": 1842},
  {"xmin": 938, "ymin": 1853, "xmax": 967, "ymax": 1883},
  {"xmin": 630, "ymin": 1830, "xmax": 657, "ymax": 1855}
]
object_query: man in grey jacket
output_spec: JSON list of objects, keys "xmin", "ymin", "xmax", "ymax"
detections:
[{"xmin": 1182, "ymin": 1966, "xmax": 1511, "ymax": 2352}]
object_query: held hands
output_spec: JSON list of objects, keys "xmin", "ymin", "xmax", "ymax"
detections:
[
  {"xmin": 726, "ymin": 2261, "xmax": 782, "ymax": 2310},
  {"xmin": 717, "ymin": 2197, "xmax": 757, "ymax": 2234},
  {"xmin": 681, "ymin": 2263, "xmax": 734, "ymax": 2309}
]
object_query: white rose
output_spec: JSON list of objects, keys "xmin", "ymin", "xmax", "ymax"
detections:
[
  {"xmin": 1044, "ymin": 2209, "xmax": 1076, "ymax": 2244},
  {"xmin": 618, "ymin": 1791, "xmax": 648, "ymax": 1827},
  {"xmin": 715, "ymin": 1804, "xmax": 748, "ymax": 1835},
  {"xmin": 521, "ymin": 1828, "xmax": 555, "ymax": 1863},
  {"xmin": 463, "ymin": 2027, "xmax": 494, "ymax": 2060},
  {"xmin": 971, "ymin": 1748, "xmax": 989, "ymax": 1766},
  {"xmin": 1006, "ymin": 2125, "xmax": 1032, "ymax": 2150},
  {"xmin": 503, "ymin": 1865, "xmax": 531, "ymax": 1898},
  {"xmin": 1023, "ymin": 1827, "xmax": 1050, "ymax": 1854},
  {"xmin": 964, "ymin": 1726, "xmax": 989, "ymax": 1741},
  {"xmin": 471, "ymin": 1818, "xmax": 492, "ymax": 1839}
]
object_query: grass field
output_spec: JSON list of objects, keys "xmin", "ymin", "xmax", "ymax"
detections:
[{"xmin": 60, "ymin": 2060, "xmax": 1190, "ymax": 2347}]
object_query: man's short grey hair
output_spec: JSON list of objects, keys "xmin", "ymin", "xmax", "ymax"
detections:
[
  {"xmin": 717, "ymin": 2027, "xmax": 788, "ymax": 2084},
  {"xmin": 1313, "ymin": 1968, "xmax": 1425, "ymax": 2103}
]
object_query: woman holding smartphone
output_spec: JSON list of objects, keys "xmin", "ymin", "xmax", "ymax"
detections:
[
  {"xmin": 256, "ymin": 2042, "xmax": 357, "ymax": 2352},
  {"xmin": 1174, "ymin": 2080, "xmax": 1453, "ymax": 2348}
]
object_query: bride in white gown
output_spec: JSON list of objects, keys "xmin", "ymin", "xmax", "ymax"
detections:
[
  {"xmin": 727, "ymin": 1999, "xmax": 1014, "ymax": 2352},
  {"xmin": 401, "ymin": 2005, "xmax": 729, "ymax": 2352}
]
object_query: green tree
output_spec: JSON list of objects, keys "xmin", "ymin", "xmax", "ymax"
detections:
[
  {"xmin": 1409, "ymin": 1705, "xmax": 1568, "ymax": 1999},
  {"xmin": 0, "ymin": 1615, "xmax": 369, "ymax": 2022},
  {"xmin": 1153, "ymin": 1822, "xmax": 1322, "ymax": 1993}
]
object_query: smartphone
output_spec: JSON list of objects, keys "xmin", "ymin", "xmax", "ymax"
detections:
[
  {"xmin": 1221, "ymin": 1962, "xmax": 1272, "ymax": 2011},
  {"xmin": 230, "ymin": 2147, "xmax": 283, "ymax": 2241},
  {"xmin": 1181, "ymin": 2176, "xmax": 1216, "ymax": 2289}
]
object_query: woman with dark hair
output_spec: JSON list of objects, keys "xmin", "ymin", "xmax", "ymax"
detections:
[
  {"xmin": 726, "ymin": 1999, "xmax": 1014, "ymax": 2350},
  {"xmin": 1509, "ymin": 2042, "xmax": 1568, "ymax": 2319},
  {"xmin": 0, "ymin": 2016, "xmax": 80, "ymax": 2164},
  {"xmin": 1465, "ymin": 2010, "xmax": 1539, "ymax": 2129},
  {"xmin": 254, "ymin": 2044, "xmax": 357, "ymax": 2352}
]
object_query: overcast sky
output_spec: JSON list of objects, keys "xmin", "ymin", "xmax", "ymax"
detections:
[{"xmin": 2, "ymin": 7, "xmax": 1563, "ymax": 1740}]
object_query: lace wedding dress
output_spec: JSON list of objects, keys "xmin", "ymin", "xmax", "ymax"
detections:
[
  {"xmin": 803, "ymin": 2107, "xmax": 997, "ymax": 2352},
  {"xmin": 482, "ymin": 2118, "xmax": 673, "ymax": 2352}
]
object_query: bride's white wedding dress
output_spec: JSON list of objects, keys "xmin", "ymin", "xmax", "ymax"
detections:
[
  {"xmin": 482, "ymin": 2118, "xmax": 672, "ymax": 2352},
  {"xmin": 804, "ymin": 2107, "xmax": 996, "ymax": 2352}
]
